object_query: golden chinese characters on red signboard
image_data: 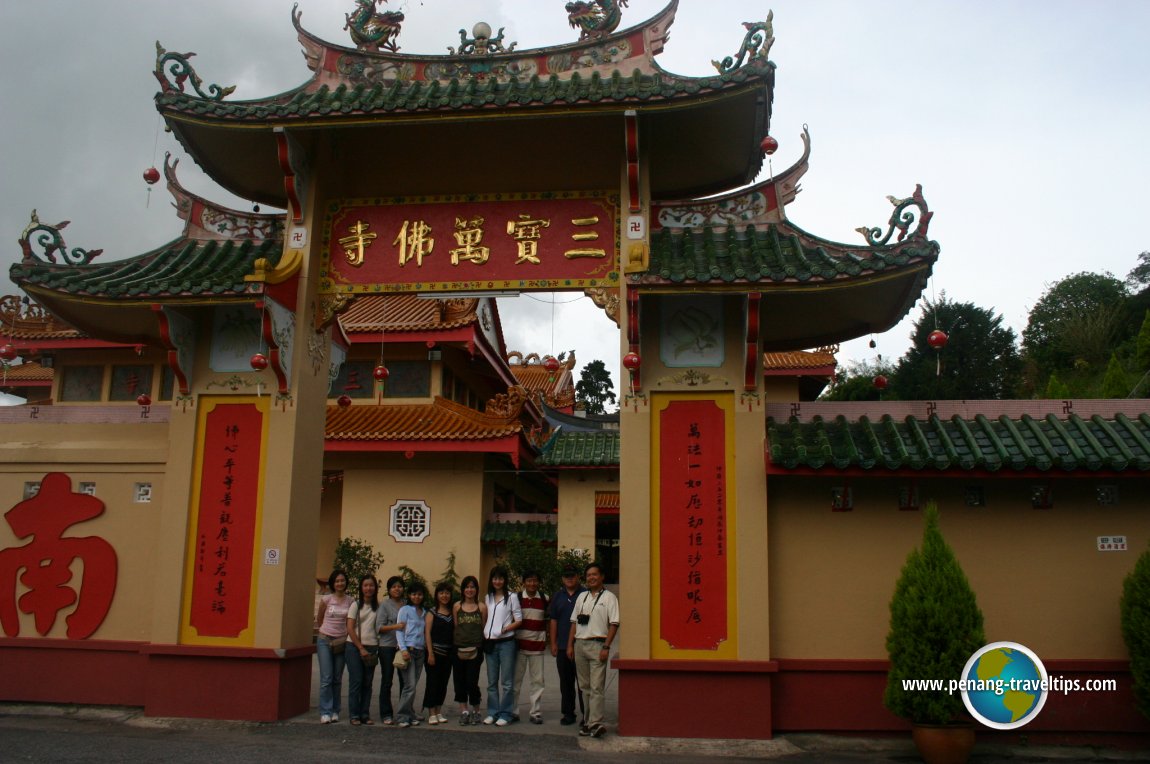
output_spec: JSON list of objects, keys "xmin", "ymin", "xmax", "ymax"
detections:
[{"xmin": 321, "ymin": 192, "xmax": 619, "ymax": 294}]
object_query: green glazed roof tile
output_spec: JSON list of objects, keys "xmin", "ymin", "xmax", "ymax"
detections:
[
  {"xmin": 538, "ymin": 430, "xmax": 620, "ymax": 467},
  {"xmin": 11, "ymin": 237, "xmax": 283, "ymax": 300},
  {"xmin": 643, "ymin": 221, "xmax": 938, "ymax": 286},
  {"xmin": 767, "ymin": 413, "xmax": 1150, "ymax": 473}
]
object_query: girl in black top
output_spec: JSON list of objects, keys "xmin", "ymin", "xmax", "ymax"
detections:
[{"xmin": 422, "ymin": 581, "xmax": 455, "ymax": 724}]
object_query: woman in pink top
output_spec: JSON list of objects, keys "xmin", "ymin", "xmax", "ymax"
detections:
[{"xmin": 315, "ymin": 569, "xmax": 351, "ymax": 724}]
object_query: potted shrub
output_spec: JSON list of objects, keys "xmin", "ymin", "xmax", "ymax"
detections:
[
  {"xmin": 884, "ymin": 503, "xmax": 985, "ymax": 763},
  {"xmin": 1120, "ymin": 541, "xmax": 1150, "ymax": 720}
]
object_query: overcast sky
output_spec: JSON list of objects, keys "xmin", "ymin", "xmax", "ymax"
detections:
[{"xmin": 2, "ymin": 0, "xmax": 1148, "ymax": 397}]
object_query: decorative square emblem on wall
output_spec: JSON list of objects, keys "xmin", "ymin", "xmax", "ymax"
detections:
[{"xmin": 389, "ymin": 499, "xmax": 431, "ymax": 543}]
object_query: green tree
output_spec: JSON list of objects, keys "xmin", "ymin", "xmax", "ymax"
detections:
[
  {"xmin": 332, "ymin": 537, "xmax": 386, "ymax": 590},
  {"xmin": 398, "ymin": 565, "xmax": 428, "ymax": 595},
  {"xmin": 890, "ymin": 296, "xmax": 1022, "ymax": 400},
  {"xmin": 1121, "ymin": 542, "xmax": 1150, "ymax": 720},
  {"xmin": 499, "ymin": 539, "xmax": 593, "ymax": 595},
  {"xmin": 820, "ymin": 358, "xmax": 897, "ymax": 401},
  {"xmin": 575, "ymin": 359, "xmax": 617, "ymax": 415},
  {"xmin": 1126, "ymin": 251, "xmax": 1150, "ymax": 290},
  {"xmin": 1043, "ymin": 372, "xmax": 1071, "ymax": 399},
  {"xmin": 1022, "ymin": 272, "xmax": 1129, "ymax": 376},
  {"xmin": 1101, "ymin": 353, "xmax": 1130, "ymax": 398},
  {"xmin": 435, "ymin": 550, "xmax": 461, "ymax": 595},
  {"xmin": 884, "ymin": 504, "xmax": 986, "ymax": 724},
  {"xmin": 1135, "ymin": 311, "xmax": 1150, "ymax": 371}
]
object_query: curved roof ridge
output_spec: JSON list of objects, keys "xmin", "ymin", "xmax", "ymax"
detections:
[{"xmin": 163, "ymin": 153, "xmax": 284, "ymax": 242}]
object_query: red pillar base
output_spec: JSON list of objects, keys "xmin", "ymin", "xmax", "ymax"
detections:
[
  {"xmin": 143, "ymin": 644, "xmax": 314, "ymax": 721},
  {"xmin": 615, "ymin": 659, "xmax": 778, "ymax": 739}
]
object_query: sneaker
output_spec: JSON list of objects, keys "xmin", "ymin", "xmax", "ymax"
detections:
[
  {"xmin": 428, "ymin": 715, "xmax": 439, "ymax": 726},
  {"xmin": 591, "ymin": 724, "xmax": 607, "ymax": 738},
  {"xmin": 560, "ymin": 714, "xmax": 577, "ymax": 726},
  {"xmin": 331, "ymin": 714, "xmax": 339, "ymax": 723},
  {"xmin": 459, "ymin": 710, "xmax": 470, "ymax": 725},
  {"xmin": 495, "ymin": 718, "xmax": 509, "ymax": 727},
  {"xmin": 382, "ymin": 717, "xmax": 394, "ymax": 726},
  {"xmin": 530, "ymin": 714, "xmax": 543, "ymax": 725},
  {"xmin": 483, "ymin": 716, "xmax": 495, "ymax": 725},
  {"xmin": 410, "ymin": 719, "xmax": 421, "ymax": 727},
  {"xmin": 578, "ymin": 725, "xmax": 592, "ymax": 736},
  {"xmin": 470, "ymin": 710, "xmax": 482, "ymax": 725},
  {"xmin": 437, "ymin": 714, "xmax": 448, "ymax": 723},
  {"xmin": 511, "ymin": 713, "xmax": 520, "ymax": 723},
  {"xmin": 320, "ymin": 714, "xmax": 331, "ymax": 724},
  {"xmin": 398, "ymin": 721, "xmax": 411, "ymax": 729}
]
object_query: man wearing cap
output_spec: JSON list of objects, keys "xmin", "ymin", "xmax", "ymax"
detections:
[
  {"xmin": 566, "ymin": 562, "xmax": 619, "ymax": 738},
  {"xmin": 548, "ymin": 563, "xmax": 585, "ymax": 726}
]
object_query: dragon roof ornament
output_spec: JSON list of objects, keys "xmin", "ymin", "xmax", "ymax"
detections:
[
  {"xmin": 18, "ymin": 211, "xmax": 103, "ymax": 266},
  {"xmin": 153, "ymin": 42, "xmax": 236, "ymax": 100},
  {"xmin": 345, "ymin": 0, "xmax": 404, "ymax": 53},
  {"xmin": 566, "ymin": 0, "xmax": 629, "ymax": 40},
  {"xmin": 713, "ymin": 12, "xmax": 774, "ymax": 74},
  {"xmin": 856, "ymin": 184, "xmax": 934, "ymax": 245}
]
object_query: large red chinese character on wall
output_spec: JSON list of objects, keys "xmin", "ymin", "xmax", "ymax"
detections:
[{"xmin": 0, "ymin": 472, "xmax": 118, "ymax": 638}]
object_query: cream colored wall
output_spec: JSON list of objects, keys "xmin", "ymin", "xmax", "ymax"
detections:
[
  {"xmin": 557, "ymin": 472, "xmax": 609, "ymax": 554},
  {"xmin": 768, "ymin": 476, "xmax": 1150, "ymax": 660},
  {"xmin": 334, "ymin": 453, "xmax": 489, "ymax": 586},
  {"xmin": 0, "ymin": 423, "xmax": 168, "ymax": 641},
  {"xmin": 763, "ymin": 376, "xmax": 799, "ymax": 402}
]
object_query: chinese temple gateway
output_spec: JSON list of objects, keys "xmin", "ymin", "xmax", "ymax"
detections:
[{"xmin": 3, "ymin": 0, "xmax": 1149, "ymax": 744}]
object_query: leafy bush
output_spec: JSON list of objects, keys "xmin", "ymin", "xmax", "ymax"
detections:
[
  {"xmin": 398, "ymin": 565, "xmax": 428, "ymax": 597},
  {"xmin": 499, "ymin": 538, "xmax": 593, "ymax": 595},
  {"xmin": 332, "ymin": 536, "xmax": 385, "ymax": 590},
  {"xmin": 884, "ymin": 503, "xmax": 985, "ymax": 724},
  {"xmin": 1121, "ymin": 543, "xmax": 1150, "ymax": 719},
  {"xmin": 435, "ymin": 550, "xmax": 461, "ymax": 597}
]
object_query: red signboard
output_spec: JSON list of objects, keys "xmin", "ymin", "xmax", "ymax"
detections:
[
  {"xmin": 187, "ymin": 403, "xmax": 264, "ymax": 639},
  {"xmin": 320, "ymin": 193, "xmax": 619, "ymax": 293},
  {"xmin": 658, "ymin": 399, "xmax": 727, "ymax": 650}
]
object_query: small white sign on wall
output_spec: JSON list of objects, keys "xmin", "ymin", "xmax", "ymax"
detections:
[
  {"xmin": 1097, "ymin": 536, "xmax": 1127, "ymax": 551},
  {"xmin": 264, "ymin": 548, "xmax": 282, "ymax": 565},
  {"xmin": 390, "ymin": 499, "xmax": 431, "ymax": 543}
]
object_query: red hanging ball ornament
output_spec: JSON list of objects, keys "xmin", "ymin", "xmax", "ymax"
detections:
[
  {"xmin": 542, "ymin": 356, "xmax": 561, "ymax": 375},
  {"xmin": 622, "ymin": 351, "xmax": 641, "ymax": 371},
  {"xmin": 337, "ymin": 395, "xmax": 352, "ymax": 408},
  {"xmin": 136, "ymin": 393, "xmax": 152, "ymax": 407},
  {"xmin": 927, "ymin": 329, "xmax": 949, "ymax": 349},
  {"xmin": 143, "ymin": 167, "xmax": 161, "ymax": 185},
  {"xmin": 373, "ymin": 364, "xmax": 390, "ymax": 381},
  {"xmin": 0, "ymin": 344, "xmax": 17, "ymax": 362},
  {"xmin": 250, "ymin": 352, "xmax": 268, "ymax": 371},
  {"xmin": 760, "ymin": 135, "xmax": 778, "ymax": 155},
  {"xmin": 873, "ymin": 375, "xmax": 889, "ymax": 390}
]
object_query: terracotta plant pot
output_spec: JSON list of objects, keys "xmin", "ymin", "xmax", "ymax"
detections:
[{"xmin": 912, "ymin": 723, "xmax": 976, "ymax": 764}]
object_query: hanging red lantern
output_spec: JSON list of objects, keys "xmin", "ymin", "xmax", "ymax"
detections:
[
  {"xmin": 0, "ymin": 344, "xmax": 17, "ymax": 362},
  {"xmin": 873, "ymin": 375, "xmax": 889, "ymax": 390},
  {"xmin": 373, "ymin": 364, "xmax": 390, "ymax": 381},
  {"xmin": 337, "ymin": 395, "xmax": 352, "ymax": 408},
  {"xmin": 927, "ymin": 329, "xmax": 949, "ymax": 349},
  {"xmin": 250, "ymin": 352, "xmax": 268, "ymax": 371},
  {"xmin": 542, "ymin": 356, "xmax": 561, "ymax": 375},
  {"xmin": 143, "ymin": 167, "xmax": 161, "ymax": 185},
  {"xmin": 622, "ymin": 351, "xmax": 641, "ymax": 372},
  {"xmin": 136, "ymin": 393, "xmax": 152, "ymax": 407},
  {"xmin": 760, "ymin": 135, "xmax": 778, "ymax": 155}
]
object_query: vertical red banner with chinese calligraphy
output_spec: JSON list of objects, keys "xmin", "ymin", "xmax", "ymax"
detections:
[
  {"xmin": 181, "ymin": 397, "xmax": 268, "ymax": 645},
  {"xmin": 652, "ymin": 394, "xmax": 737, "ymax": 658}
]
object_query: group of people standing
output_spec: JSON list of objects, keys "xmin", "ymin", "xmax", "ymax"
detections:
[{"xmin": 313, "ymin": 562, "xmax": 620, "ymax": 737}]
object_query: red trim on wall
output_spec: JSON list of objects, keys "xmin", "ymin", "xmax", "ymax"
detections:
[
  {"xmin": 0, "ymin": 639, "xmax": 314, "ymax": 721},
  {"xmin": 325, "ymin": 435, "xmax": 520, "ymax": 455},
  {"xmin": 764, "ymin": 464, "xmax": 1149, "ymax": 480}
]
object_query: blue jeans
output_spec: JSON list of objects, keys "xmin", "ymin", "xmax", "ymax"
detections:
[
  {"xmin": 485, "ymin": 638, "xmax": 517, "ymax": 722},
  {"xmin": 316, "ymin": 636, "xmax": 347, "ymax": 717},
  {"xmin": 346, "ymin": 645, "xmax": 378, "ymax": 721},
  {"xmin": 377, "ymin": 646, "xmax": 404, "ymax": 720},
  {"xmin": 395, "ymin": 648, "xmax": 425, "ymax": 724}
]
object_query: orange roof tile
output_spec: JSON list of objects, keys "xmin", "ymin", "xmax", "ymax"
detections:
[
  {"xmin": 595, "ymin": 491, "xmax": 620, "ymax": 510},
  {"xmin": 763, "ymin": 349, "xmax": 837, "ymax": 372},
  {"xmin": 338, "ymin": 294, "xmax": 478, "ymax": 334},
  {"xmin": 507, "ymin": 352, "xmax": 576, "ymax": 403},
  {"xmin": 0, "ymin": 361, "xmax": 53, "ymax": 383},
  {"xmin": 2, "ymin": 295, "xmax": 83, "ymax": 340},
  {"xmin": 326, "ymin": 396, "xmax": 522, "ymax": 441}
]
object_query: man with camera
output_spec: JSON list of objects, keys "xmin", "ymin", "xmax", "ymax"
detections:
[{"xmin": 566, "ymin": 562, "xmax": 619, "ymax": 738}]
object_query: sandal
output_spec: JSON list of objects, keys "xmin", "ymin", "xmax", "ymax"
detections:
[
  {"xmin": 382, "ymin": 717, "xmax": 394, "ymax": 725},
  {"xmin": 363, "ymin": 719, "xmax": 375, "ymax": 726},
  {"xmin": 350, "ymin": 719, "xmax": 361, "ymax": 726}
]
